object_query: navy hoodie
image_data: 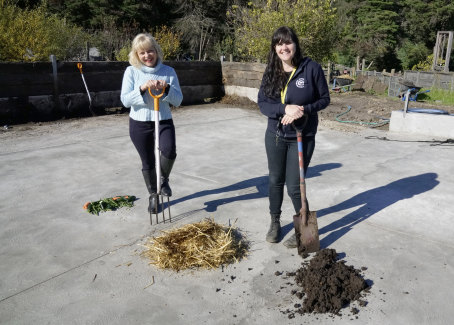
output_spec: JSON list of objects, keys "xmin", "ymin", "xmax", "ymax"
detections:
[{"xmin": 258, "ymin": 57, "xmax": 330, "ymax": 137}]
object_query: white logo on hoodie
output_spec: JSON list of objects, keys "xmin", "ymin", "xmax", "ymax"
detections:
[{"xmin": 296, "ymin": 77, "xmax": 305, "ymax": 88}]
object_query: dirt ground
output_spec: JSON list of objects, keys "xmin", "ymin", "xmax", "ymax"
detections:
[{"xmin": 219, "ymin": 91, "xmax": 454, "ymax": 132}]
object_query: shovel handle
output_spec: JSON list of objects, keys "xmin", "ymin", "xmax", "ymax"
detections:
[
  {"xmin": 77, "ymin": 62, "xmax": 83, "ymax": 74},
  {"xmin": 292, "ymin": 117, "xmax": 309, "ymax": 224},
  {"xmin": 148, "ymin": 87, "xmax": 165, "ymax": 111}
]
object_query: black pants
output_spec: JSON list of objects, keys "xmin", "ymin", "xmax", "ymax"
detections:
[
  {"xmin": 265, "ymin": 130, "xmax": 315, "ymax": 215},
  {"xmin": 129, "ymin": 118, "xmax": 176, "ymax": 171}
]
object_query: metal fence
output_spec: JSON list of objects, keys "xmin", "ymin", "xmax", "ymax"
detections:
[{"xmin": 357, "ymin": 70, "xmax": 454, "ymax": 97}]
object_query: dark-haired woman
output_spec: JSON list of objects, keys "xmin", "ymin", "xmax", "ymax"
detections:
[{"xmin": 258, "ymin": 26, "xmax": 330, "ymax": 248}]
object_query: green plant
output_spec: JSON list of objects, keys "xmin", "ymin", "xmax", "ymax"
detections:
[
  {"xmin": 230, "ymin": 0, "xmax": 338, "ymax": 63},
  {"xmin": 412, "ymin": 54, "xmax": 443, "ymax": 72},
  {"xmin": 115, "ymin": 45, "xmax": 130, "ymax": 61},
  {"xmin": 0, "ymin": 2, "xmax": 89, "ymax": 61},
  {"xmin": 153, "ymin": 25, "xmax": 181, "ymax": 60},
  {"xmin": 115, "ymin": 26, "xmax": 182, "ymax": 62},
  {"xmin": 419, "ymin": 87, "xmax": 454, "ymax": 106},
  {"xmin": 84, "ymin": 195, "xmax": 136, "ymax": 215}
]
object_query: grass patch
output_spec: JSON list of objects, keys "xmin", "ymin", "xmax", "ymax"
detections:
[{"xmin": 418, "ymin": 87, "xmax": 454, "ymax": 106}]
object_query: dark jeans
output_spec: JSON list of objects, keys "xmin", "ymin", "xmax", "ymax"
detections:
[
  {"xmin": 265, "ymin": 130, "xmax": 315, "ymax": 215},
  {"xmin": 129, "ymin": 118, "xmax": 176, "ymax": 171}
]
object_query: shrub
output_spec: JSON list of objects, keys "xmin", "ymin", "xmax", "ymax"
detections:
[
  {"xmin": 229, "ymin": 0, "xmax": 337, "ymax": 63},
  {"xmin": 0, "ymin": 3, "xmax": 89, "ymax": 61}
]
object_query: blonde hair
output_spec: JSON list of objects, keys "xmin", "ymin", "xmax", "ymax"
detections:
[{"xmin": 128, "ymin": 33, "xmax": 164, "ymax": 68}]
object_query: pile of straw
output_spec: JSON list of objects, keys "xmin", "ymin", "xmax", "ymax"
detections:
[{"xmin": 141, "ymin": 219, "xmax": 249, "ymax": 271}]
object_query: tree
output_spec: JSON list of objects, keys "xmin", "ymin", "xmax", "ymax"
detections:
[
  {"xmin": 170, "ymin": 0, "xmax": 238, "ymax": 60},
  {"xmin": 45, "ymin": 0, "xmax": 176, "ymax": 31},
  {"xmin": 230, "ymin": 0, "xmax": 338, "ymax": 63},
  {"xmin": 400, "ymin": 0, "xmax": 454, "ymax": 48},
  {"xmin": 0, "ymin": 2, "xmax": 89, "ymax": 61},
  {"xmin": 335, "ymin": 0, "xmax": 400, "ymax": 70}
]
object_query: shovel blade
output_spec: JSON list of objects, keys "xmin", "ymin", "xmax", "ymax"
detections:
[{"xmin": 293, "ymin": 211, "xmax": 320, "ymax": 255}]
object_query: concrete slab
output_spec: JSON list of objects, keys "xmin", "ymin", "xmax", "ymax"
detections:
[
  {"xmin": 1, "ymin": 105, "xmax": 454, "ymax": 324},
  {"xmin": 390, "ymin": 110, "xmax": 454, "ymax": 138}
]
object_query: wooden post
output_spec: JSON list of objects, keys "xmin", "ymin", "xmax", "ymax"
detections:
[
  {"xmin": 445, "ymin": 31, "xmax": 453, "ymax": 72},
  {"xmin": 229, "ymin": 54, "xmax": 233, "ymax": 62},
  {"xmin": 50, "ymin": 54, "xmax": 61, "ymax": 114},
  {"xmin": 352, "ymin": 67, "xmax": 356, "ymax": 77},
  {"xmin": 362, "ymin": 58, "xmax": 366, "ymax": 71},
  {"xmin": 391, "ymin": 69, "xmax": 395, "ymax": 76},
  {"xmin": 356, "ymin": 56, "xmax": 360, "ymax": 71},
  {"xmin": 327, "ymin": 61, "xmax": 331, "ymax": 86}
]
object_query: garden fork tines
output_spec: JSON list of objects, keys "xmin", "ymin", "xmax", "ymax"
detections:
[{"xmin": 148, "ymin": 86, "xmax": 172, "ymax": 225}]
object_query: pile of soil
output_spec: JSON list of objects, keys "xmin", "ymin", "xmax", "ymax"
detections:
[{"xmin": 283, "ymin": 249, "xmax": 370, "ymax": 318}]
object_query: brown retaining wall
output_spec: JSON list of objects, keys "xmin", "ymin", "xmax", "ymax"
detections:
[{"xmin": 0, "ymin": 61, "xmax": 223, "ymax": 124}]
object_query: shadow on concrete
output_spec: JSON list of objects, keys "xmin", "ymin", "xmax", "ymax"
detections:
[
  {"xmin": 306, "ymin": 163, "xmax": 342, "ymax": 179},
  {"xmin": 170, "ymin": 162, "xmax": 343, "ymax": 215},
  {"xmin": 171, "ymin": 176, "xmax": 269, "ymax": 213},
  {"xmin": 317, "ymin": 172, "xmax": 439, "ymax": 248}
]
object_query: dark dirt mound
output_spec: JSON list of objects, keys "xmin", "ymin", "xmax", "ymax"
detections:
[{"xmin": 284, "ymin": 249, "xmax": 370, "ymax": 317}]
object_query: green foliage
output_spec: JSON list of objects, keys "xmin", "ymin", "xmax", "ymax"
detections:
[
  {"xmin": 45, "ymin": 0, "xmax": 176, "ymax": 31},
  {"xmin": 213, "ymin": 35, "xmax": 238, "ymax": 60},
  {"xmin": 400, "ymin": 0, "xmax": 454, "ymax": 48},
  {"xmin": 115, "ymin": 46, "xmax": 130, "ymax": 62},
  {"xmin": 411, "ymin": 54, "xmax": 443, "ymax": 72},
  {"xmin": 153, "ymin": 25, "xmax": 181, "ymax": 60},
  {"xmin": 90, "ymin": 18, "xmax": 138, "ymax": 61},
  {"xmin": 115, "ymin": 26, "xmax": 181, "ymax": 62},
  {"xmin": 421, "ymin": 87, "xmax": 454, "ymax": 106},
  {"xmin": 230, "ymin": 0, "xmax": 338, "ymax": 63},
  {"xmin": 397, "ymin": 41, "xmax": 430, "ymax": 70},
  {"xmin": 84, "ymin": 195, "xmax": 136, "ymax": 215},
  {"xmin": 337, "ymin": 0, "xmax": 400, "ymax": 70},
  {"xmin": 0, "ymin": 2, "xmax": 89, "ymax": 61}
]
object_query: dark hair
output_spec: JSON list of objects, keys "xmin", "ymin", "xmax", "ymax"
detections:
[{"xmin": 262, "ymin": 26, "xmax": 303, "ymax": 98}]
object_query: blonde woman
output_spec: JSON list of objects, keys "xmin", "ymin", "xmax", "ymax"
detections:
[{"xmin": 121, "ymin": 33, "xmax": 183, "ymax": 214}]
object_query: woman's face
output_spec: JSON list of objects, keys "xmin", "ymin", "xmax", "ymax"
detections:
[
  {"xmin": 138, "ymin": 47, "xmax": 158, "ymax": 67},
  {"xmin": 275, "ymin": 41, "xmax": 296, "ymax": 64}
]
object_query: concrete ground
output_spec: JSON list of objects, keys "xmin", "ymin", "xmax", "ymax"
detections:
[{"xmin": 1, "ymin": 105, "xmax": 453, "ymax": 324}]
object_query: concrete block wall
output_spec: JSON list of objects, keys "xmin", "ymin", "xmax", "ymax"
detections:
[{"xmin": 221, "ymin": 62, "xmax": 265, "ymax": 103}]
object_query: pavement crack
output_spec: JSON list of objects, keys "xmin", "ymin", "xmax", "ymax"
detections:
[{"xmin": 0, "ymin": 233, "xmax": 149, "ymax": 304}]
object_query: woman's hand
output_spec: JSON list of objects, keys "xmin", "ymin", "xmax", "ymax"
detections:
[
  {"xmin": 285, "ymin": 104, "xmax": 304, "ymax": 119},
  {"xmin": 281, "ymin": 114, "xmax": 296, "ymax": 125},
  {"xmin": 140, "ymin": 79, "xmax": 168, "ymax": 92}
]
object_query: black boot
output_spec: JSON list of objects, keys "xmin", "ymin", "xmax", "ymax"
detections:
[
  {"xmin": 160, "ymin": 155, "xmax": 175, "ymax": 197},
  {"xmin": 142, "ymin": 169, "xmax": 158, "ymax": 213},
  {"xmin": 266, "ymin": 214, "xmax": 281, "ymax": 243}
]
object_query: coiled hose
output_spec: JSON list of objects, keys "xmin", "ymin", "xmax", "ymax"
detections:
[{"xmin": 336, "ymin": 105, "xmax": 390, "ymax": 127}]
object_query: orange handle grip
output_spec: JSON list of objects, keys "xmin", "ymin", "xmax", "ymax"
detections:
[
  {"xmin": 148, "ymin": 87, "xmax": 165, "ymax": 111},
  {"xmin": 77, "ymin": 62, "xmax": 83, "ymax": 74}
]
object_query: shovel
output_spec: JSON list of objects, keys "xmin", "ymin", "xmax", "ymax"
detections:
[
  {"xmin": 76, "ymin": 62, "xmax": 95, "ymax": 116},
  {"xmin": 148, "ymin": 86, "xmax": 171, "ymax": 225},
  {"xmin": 292, "ymin": 120, "xmax": 320, "ymax": 255}
]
